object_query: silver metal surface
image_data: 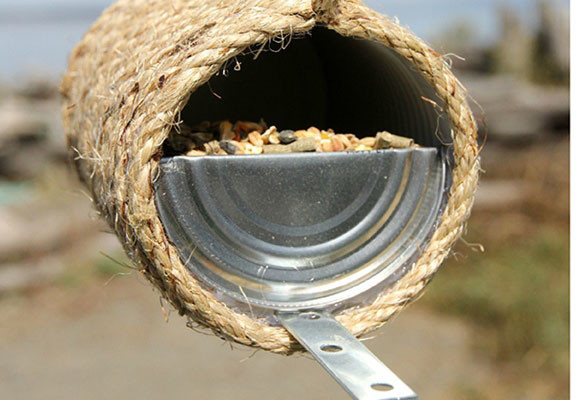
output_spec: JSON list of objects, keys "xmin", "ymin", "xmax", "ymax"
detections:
[
  {"xmin": 155, "ymin": 149, "xmax": 446, "ymax": 315},
  {"xmin": 278, "ymin": 311, "xmax": 418, "ymax": 400}
]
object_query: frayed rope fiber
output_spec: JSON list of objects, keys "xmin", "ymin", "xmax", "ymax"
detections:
[{"xmin": 60, "ymin": 0, "xmax": 479, "ymax": 354}]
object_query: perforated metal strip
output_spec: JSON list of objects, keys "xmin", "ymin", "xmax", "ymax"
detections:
[{"xmin": 277, "ymin": 311, "xmax": 418, "ymax": 400}]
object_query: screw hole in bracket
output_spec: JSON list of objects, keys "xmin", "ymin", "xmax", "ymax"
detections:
[
  {"xmin": 320, "ymin": 344, "xmax": 343, "ymax": 353},
  {"xmin": 371, "ymin": 383, "xmax": 394, "ymax": 392},
  {"xmin": 300, "ymin": 312, "xmax": 321, "ymax": 320}
]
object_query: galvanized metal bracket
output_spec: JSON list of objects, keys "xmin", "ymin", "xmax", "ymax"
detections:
[{"xmin": 277, "ymin": 311, "xmax": 418, "ymax": 400}]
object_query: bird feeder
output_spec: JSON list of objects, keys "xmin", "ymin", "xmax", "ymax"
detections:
[{"xmin": 61, "ymin": 0, "xmax": 479, "ymax": 398}]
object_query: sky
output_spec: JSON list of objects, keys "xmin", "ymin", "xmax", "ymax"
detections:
[{"xmin": 0, "ymin": 0, "xmax": 570, "ymax": 84}]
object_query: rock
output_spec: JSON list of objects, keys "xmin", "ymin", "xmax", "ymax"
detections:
[
  {"xmin": 0, "ymin": 96, "xmax": 66, "ymax": 179},
  {"xmin": 459, "ymin": 72, "xmax": 570, "ymax": 140},
  {"xmin": 0, "ymin": 198, "xmax": 107, "ymax": 262}
]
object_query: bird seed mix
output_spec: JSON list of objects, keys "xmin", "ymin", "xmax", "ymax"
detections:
[{"xmin": 163, "ymin": 120, "xmax": 418, "ymax": 157}]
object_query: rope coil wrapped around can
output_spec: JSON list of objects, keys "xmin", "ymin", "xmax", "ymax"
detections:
[{"xmin": 61, "ymin": 0, "xmax": 479, "ymax": 354}]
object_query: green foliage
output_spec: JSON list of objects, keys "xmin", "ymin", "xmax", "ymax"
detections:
[
  {"xmin": 93, "ymin": 253, "xmax": 131, "ymax": 277},
  {"xmin": 53, "ymin": 253, "xmax": 131, "ymax": 288},
  {"xmin": 425, "ymin": 228, "xmax": 569, "ymax": 374},
  {"xmin": 55, "ymin": 269, "xmax": 84, "ymax": 288}
]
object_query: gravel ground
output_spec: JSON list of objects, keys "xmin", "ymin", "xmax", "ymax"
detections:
[{"xmin": 0, "ymin": 273, "xmax": 491, "ymax": 400}]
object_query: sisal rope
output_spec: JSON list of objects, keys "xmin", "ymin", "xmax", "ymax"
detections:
[{"xmin": 61, "ymin": 0, "xmax": 479, "ymax": 354}]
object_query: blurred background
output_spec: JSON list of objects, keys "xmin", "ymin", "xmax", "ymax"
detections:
[{"xmin": 0, "ymin": 1, "xmax": 569, "ymax": 399}]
